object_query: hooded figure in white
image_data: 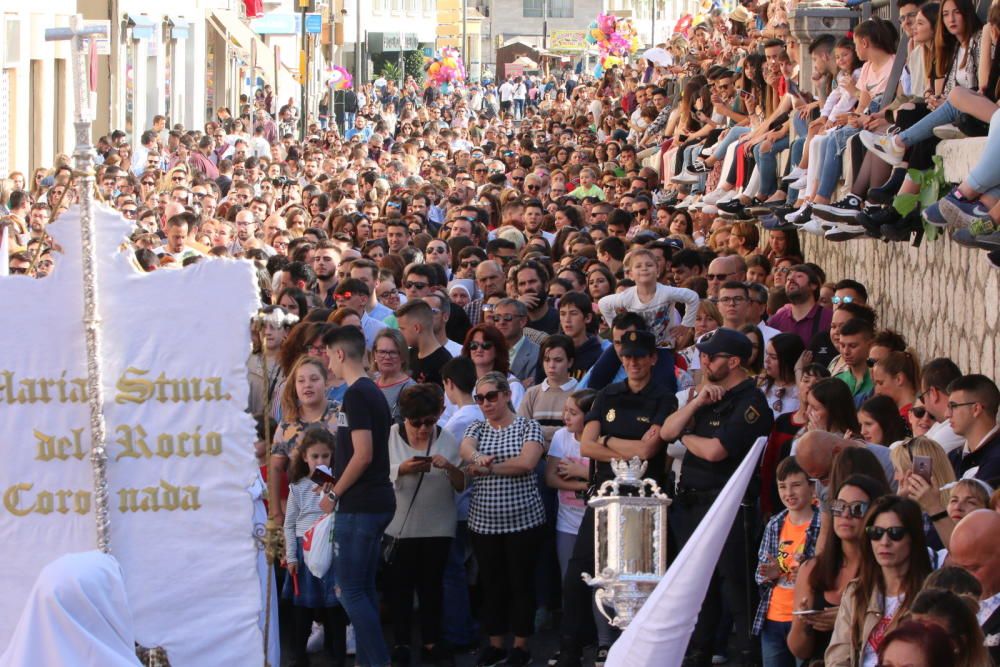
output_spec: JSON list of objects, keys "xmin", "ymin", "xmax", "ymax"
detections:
[{"xmin": 0, "ymin": 551, "xmax": 142, "ymax": 667}]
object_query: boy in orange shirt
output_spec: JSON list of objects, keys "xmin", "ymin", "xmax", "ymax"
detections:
[{"xmin": 753, "ymin": 457, "xmax": 821, "ymax": 667}]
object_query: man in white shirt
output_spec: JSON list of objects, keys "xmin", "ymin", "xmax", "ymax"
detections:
[
  {"xmin": 920, "ymin": 357, "xmax": 966, "ymax": 453},
  {"xmin": 498, "ymin": 78, "xmax": 515, "ymax": 116},
  {"xmin": 425, "ymin": 291, "xmax": 464, "ymax": 357}
]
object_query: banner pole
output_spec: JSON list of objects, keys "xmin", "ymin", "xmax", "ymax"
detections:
[{"xmin": 46, "ymin": 15, "xmax": 112, "ymax": 554}]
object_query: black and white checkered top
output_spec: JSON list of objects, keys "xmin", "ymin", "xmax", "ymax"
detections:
[{"xmin": 464, "ymin": 416, "xmax": 547, "ymax": 535}]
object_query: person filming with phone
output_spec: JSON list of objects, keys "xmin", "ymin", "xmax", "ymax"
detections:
[{"xmin": 383, "ymin": 383, "xmax": 466, "ymax": 666}]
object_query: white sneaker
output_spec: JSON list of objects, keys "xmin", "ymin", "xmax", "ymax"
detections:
[
  {"xmin": 933, "ymin": 124, "xmax": 967, "ymax": 140},
  {"xmin": 782, "ymin": 166, "xmax": 806, "ymax": 183},
  {"xmin": 859, "ymin": 129, "xmax": 906, "ymax": 166},
  {"xmin": 676, "ymin": 194, "xmax": 697, "ymax": 209},
  {"xmin": 702, "ymin": 188, "xmax": 729, "ymax": 205},
  {"xmin": 671, "ymin": 171, "xmax": 700, "ymax": 185},
  {"xmin": 801, "ymin": 218, "xmax": 828, "ymax": 235},
  {"xmin": 790, "ymin": 176, "xmax": 807, "ymax": 191},
  {"xmin": 718, "ymin": 189, "xmax": 738, "ymax": 204},
  {"xmin": 702, "ymin": 204, "xmax": 719, "ymax": 215},
  {"xmin": 786, "ymin": 203, "xmax": 811, "ymax": 224},
  {"xmin": 307, "ymin": 622, "xmax": 325, "ymax": 653},
  {"xmin": 825, "ymin": 223, "xmax": 867, "ymax": 241}
]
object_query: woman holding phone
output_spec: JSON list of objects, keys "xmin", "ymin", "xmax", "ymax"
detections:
[{"xmin": 384, "ymin": 384, "xmax": 465, "ymax": 666}]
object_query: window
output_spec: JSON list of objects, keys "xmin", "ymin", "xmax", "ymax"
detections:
[
  {"xmin": 549, "ymin": 0, "xmax": 573, "ymax": 17},
  {"xmin": 523, "ymin": 0, "xmax": 542, "ymax": 17}
]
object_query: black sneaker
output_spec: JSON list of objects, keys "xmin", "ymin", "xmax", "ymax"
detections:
[
  {"xmin": 392, "ymin": 644, "xmax": 413, "ymax": 666},
  {"xmin": 771, "ymin": 205, "xmax": 796, "ymax": 220},
  {"xmin": 689, "ymin": 159, "xmax": 711, "ymax": 173},
  {"xmin": 476, "ymin": 645, "xmax": 509, "ymax": 667},
  {"xmin": 594, "ymin": 645, "xmax": 611, "ymax": 667},
  {"xmin": 867, "ymin": 167, "xmax": 907, "ymax": 205},
  {"xmin": 881, "ymin": 210, "xmax": 922, "ymax": 242},
  {"xmin": 812, "ymin": 194, "xmax": 865, "ymax": 222},
  {"xmin": 507, "ymin": 646, "xmax": 532, "ymax": 666},
  {"xmin": 422, "ymin": 644, "xmax": 456, "ymax": 666},
  {"xmin": 988, "ymin": 249, "xmax": 1000, "ymax": 268}
]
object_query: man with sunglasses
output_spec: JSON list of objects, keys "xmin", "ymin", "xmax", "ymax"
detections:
[
  {"xmin": 945, "ymin": 374, "xmax": 1000, "ymax": 484},
  {"xmin": 555, "ymin": 330, "xmax": 677, "ymax": 667},
  {"xmin": 492, "ymin": 298, "xmax": 539, "ymax": 383},
  {"xmin": 660, "ymin": 328, "xmax": 774, "ymax": 667}
]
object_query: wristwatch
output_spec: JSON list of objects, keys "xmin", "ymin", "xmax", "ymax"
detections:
[{"xmin": 326, "ymin": 490, "xmax": 339, "ymax": 507}]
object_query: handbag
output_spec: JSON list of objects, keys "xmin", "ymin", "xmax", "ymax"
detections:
[{"xmin": 381, "ymin": 431, "xmax": 435, "ymax": 566}]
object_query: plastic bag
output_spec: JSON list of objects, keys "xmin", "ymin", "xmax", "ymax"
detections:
[{"xmin": 303, "ymin": 513, "xmax": 335, "ymax": 578}]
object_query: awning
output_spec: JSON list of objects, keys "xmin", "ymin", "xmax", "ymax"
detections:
[
  {"xmin": 209, "ymin": 9, "xmax": 276, "ymax": 86},
  {"xmin": 125, "ymin": 14, "xmax": 157, "ymax": 40},
  {"xmin": 167, "ymin": 16, "xmax": 191, "ymax": 40}
]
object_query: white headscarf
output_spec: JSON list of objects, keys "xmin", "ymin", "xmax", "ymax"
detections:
[{"xmin": 0, "ymin": 551, "xmax": 142, "ymax": 667}]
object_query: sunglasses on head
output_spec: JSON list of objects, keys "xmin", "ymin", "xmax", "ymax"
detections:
[
  {"xmin": 468, "ymin": 341, "xmax": 495, "ymax": 352},
  {"xmin": 866, "ymin": 525, "xmax": 907, "ymax": 542},
  {"xmin": 406, "ymin": 417, "xmax": 437, "ymax": 428},
  {"xmin": 473, "ymin": 389, "xmax": 502, "ymax": 404},
  {"xmin": 830, "ymin": 499, "xmax": 869, "ymax": 519}
]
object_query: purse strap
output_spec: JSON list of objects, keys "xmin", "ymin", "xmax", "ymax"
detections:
[{"xmin": 396, "ymin": 427, "xmax": 436, "ymax": 535}]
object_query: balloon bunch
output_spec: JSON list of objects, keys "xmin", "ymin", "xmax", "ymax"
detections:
[
  {"xmin": 585, "ymin": 13, "xmax": 641, "ymax": 76},
  {"xmin": 327, "ymin": 65, "xmax": 352, "ymax": 90},
  {"xmin": 425, "ymin": 47, "xmax": 466, "ymax": 89}
]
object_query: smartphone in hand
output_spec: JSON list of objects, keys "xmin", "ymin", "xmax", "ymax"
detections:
[
  {"xmin": 310, "ymin": 465, "xmax": 336, "ymax": 486},
  {"xmin": 912, "ymin": 455, "xmax": 933, "ymax": 483}
]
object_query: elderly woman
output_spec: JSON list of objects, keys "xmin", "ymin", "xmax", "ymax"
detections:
[
  {"xmin": 460, "ymin": 372, "xmax": 547, "ymax": 667},
  {"xmin": 384, "ymin": 384, "xmax": 465, "ymax": 665}
]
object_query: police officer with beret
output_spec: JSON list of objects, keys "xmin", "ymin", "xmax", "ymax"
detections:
[
  {"xmin": 554, "ymin": 330, "xmax": 678, "ymax": 667},
  {"xmin": 660, "ymin": 327, "xmax": 774, "ymax": 667}
]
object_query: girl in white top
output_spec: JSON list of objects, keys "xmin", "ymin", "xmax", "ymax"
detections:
[
  {"xmin": 598, "ymin": 248, "xmax": 700, "ymax": 349},
  {"xmin": 544, "ymin": 389, "xmax": 597, "ymax": 578}
]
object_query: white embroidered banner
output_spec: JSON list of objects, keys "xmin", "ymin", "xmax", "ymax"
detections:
[{"xmin": 0, "ymin": 204, "xmax": 264, "ymax": 665}]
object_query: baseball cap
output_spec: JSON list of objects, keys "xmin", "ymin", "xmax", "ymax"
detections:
[
  {"xmin": 619, "ymin": 330, "xmax": 657, "ymax": 357},
  {"xmin": 695, "ymin": 328, "xmax": 753, "ymax": 362}
]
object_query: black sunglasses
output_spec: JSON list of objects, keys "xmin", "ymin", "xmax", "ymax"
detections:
[
  {"xmin": 468, "ymin": 341, "xmax": 495, "ymax": 352},
  {"xmin": 473, "ymin": 389, "xmax": 502, "ymax": 404},
  {"xmin": 866, "ymin": 525, "xmax": 907, "ymax": 542}
]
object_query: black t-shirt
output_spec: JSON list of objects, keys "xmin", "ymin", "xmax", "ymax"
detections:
[
  {"xmin": 585, "ymin": 378, "xmax": 678, "ymax": 494},
  {"xmin": 529, "ymin": 304, "xmax": 560, "ymax": 335},
  {"xmin": 408, "ymin": 346, "xmax": 453, "ymax": 386},
  {"xmin": 334, "ymin": 377, "xmax": 396, "ymax": 514},
  {"xmin": 680, "ymin": 378, "xmax": 775, "ymax": 491}
]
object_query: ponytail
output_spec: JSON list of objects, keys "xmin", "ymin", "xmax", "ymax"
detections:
[{"xmin": 855, "ymin": 17, "xmax": 899, "ymax": 55}]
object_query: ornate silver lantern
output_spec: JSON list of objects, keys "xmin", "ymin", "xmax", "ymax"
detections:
[{"xmin": 582, "ymin": 457, "xmax": 671, "ymax": 628}]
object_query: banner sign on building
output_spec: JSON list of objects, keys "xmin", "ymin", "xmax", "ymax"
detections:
[{"xmin": 0, "ymin": 205, "xmax": 265, "ymax": 665}]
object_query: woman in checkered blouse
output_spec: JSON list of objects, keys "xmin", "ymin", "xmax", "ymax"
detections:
[{"xmin": 460, "ymin": 371, "xmax": 547, "ymax": 667}]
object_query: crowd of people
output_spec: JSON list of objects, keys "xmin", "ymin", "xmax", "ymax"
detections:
[{"xmin": 4, "ymin": 1, "xmax": 1000, "ymax": 666}]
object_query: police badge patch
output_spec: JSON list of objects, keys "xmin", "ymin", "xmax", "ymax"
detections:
[
  {"xmin": 744, "ymin": 406, "xmax": 760, "ymax": 424},
  {"xmin": 606, "ymin": 408, "xmax": 616, "ymax": 422}
]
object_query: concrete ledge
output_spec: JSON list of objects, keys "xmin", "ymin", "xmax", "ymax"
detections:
[{"xmin": 937, "ymin": 137, "xmax": 988, "ymax": 184}]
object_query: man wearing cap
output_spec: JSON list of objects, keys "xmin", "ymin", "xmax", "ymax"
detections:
[
  {"xmin": 660, "ymin": 327, "xmax": 774, "ymax": 667},
  {"xmin": 556, "ymin": 330, "xmax": 678, "ymax": 667}
]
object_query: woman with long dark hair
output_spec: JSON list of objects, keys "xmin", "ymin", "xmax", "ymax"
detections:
[
  {"xmin": 789, "ymin": 474, "xmax": 890, "ymax": 662},
  {"xmin": 825, "ymin": 495, "xmax": 933, "ymax": 666},
  {"xmin": 806, "ymin": 377, "xmax": 862, "ymax": 435},
  {"xmin": 760, "ymin": 333, "xmax": 804, "ymax": 418}
]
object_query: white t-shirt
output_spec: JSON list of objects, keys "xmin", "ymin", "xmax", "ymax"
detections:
[
  {"xmin": 548, "ymin": 427, "xmax": 588, "ymax": 535},
  {"xmin": 861, "ymin": 594, "xmax": 901, "ymax": 667}
]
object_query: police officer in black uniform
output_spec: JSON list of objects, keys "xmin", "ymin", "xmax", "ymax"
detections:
[
  {"xmin": 660, "ymin": 328, "xmax": 774, "ymax": 667},
  {"xmin": 555, "ymin": 330, "xmax": 678, "ymax": 667}
]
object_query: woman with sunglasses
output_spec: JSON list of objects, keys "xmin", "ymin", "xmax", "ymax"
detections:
[
  {"xmin": 460, "ymin": 372, "xmax": 547, "ymax": 667},
  {"xmin": 825, "ymin": 495, "xmax": 933, "ymax": 666},
  {"xmin": 461, "ymin": 324, "xmax": 526, "ymax": 410},
  {"xmin": 384, "ymin": 384, "xmax": 466, "ymax": 666},
  {"xmin": 788, "ymin": 474, "xmax": 890, "ymax": 662}
]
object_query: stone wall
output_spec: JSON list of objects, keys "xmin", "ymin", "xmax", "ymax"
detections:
[{"xmin": 801, "ymin": 233, "xmax": 1000, "ymax": 380}]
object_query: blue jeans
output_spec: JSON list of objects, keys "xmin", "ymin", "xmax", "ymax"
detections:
[
  {"xmin": 968, "ymin": 108, "xmax": 1000, "ymax": 195},
  {"xmin": 753, "ymin": 135, "xmax": 790, "ymax": 197},
  {"xmin": 514, "ymin": 99, "xmax": 525, "ymax": 118},
  {"xmin": 333, "ymin": 511, "xmax": 393, "ymax": 667},
  {"xmin": 713, "ymin": 125, "xmax": 751, "ymax": 161},
  {"xmin": 761, "ymin": 619, "xmax": 797, "ymax": 667},
  {"xmin": 817, "ymin": 125, "xmax": 860, "ymax": 198},
  {"xmin": 899, "ymin": 100, "xmax": 962, "ymax": 147}
]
